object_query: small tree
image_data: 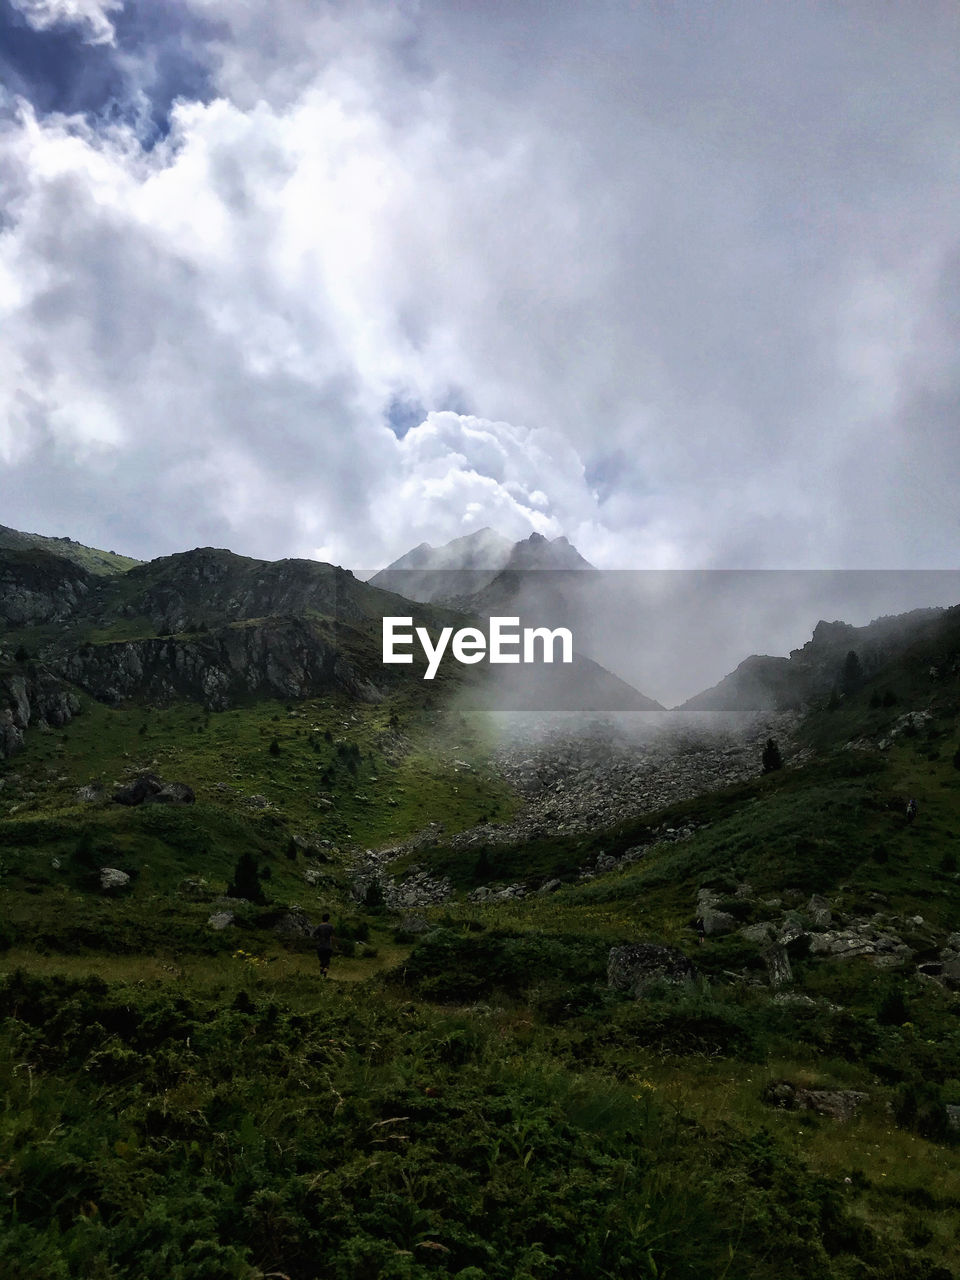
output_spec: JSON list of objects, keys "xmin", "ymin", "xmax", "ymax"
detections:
[
  {"xmin": 840, "ymin": 650, "xmax": 863, "ymax": 695},
  {"xmin": 227, "ymin": 851, "xmax": 267, "ymax": 903},
  {"xmin": 363, "ymin": 880, "xmax": 386, "ymax": 911},
  {"xmin": 268, "ymin": 737, "xmax": 281, "ymax": 756},
  {"xmin": 14, "ymin": 645, "xmax": 29, "ymax": 663},
  {"xmin": 762, "ymin": 738, "xmax": 783, "ymax": 774}
]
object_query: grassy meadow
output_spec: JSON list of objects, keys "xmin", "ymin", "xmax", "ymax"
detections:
[{"xmin": 2, "ymin": 656, "xmax": 960, "ymax": 1277}]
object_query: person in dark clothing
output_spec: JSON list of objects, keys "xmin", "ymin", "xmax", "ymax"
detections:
[
  {"xmin": 314, "ymin": 913, "xmax": 335, "ymax": 975},
  {"xmin": 906, "ymin": 797, "xmax": 918, "ymax": 825}
]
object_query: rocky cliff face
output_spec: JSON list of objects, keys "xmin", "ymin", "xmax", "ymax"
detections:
[
  {"xmin": 113, "ymin": 549, "xmax": 373, "ymax": 634},
  {"xmin": 0, "ymin": 664, "xmax": 81, "ymax": 758},
  {"xmin": 0, "ymin": 551, "xmax": 93, "ymax": 626},
  {"xmin": 1, "ymin": 545, "xmax": 397, "ymax": 638},
  {"xmin": 682, "ymin": 607, "xmax": 950, "ymax": 713},
  {"xmin": 50, "ymin": 617, "xmax": 383, "ymax": 711}
]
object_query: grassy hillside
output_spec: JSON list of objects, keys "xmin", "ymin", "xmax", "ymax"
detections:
[
  {"xmin": 0, "ymin": 524, "xmax": 140, "ymax": 574},
  {"xmin": 2, "ymin": 607, "xmax": 960, "ymax": 1276}
]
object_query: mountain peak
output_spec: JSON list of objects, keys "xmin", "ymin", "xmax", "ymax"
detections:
[{"xmin": 369, "ymin": 528, "xmax": 592, "ymax": 603}]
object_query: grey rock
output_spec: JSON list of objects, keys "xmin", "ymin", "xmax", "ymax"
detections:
[
  {"xmin": 536, "ymin": 878, "xmax": 562, "ymax": 895},
  {"xmin": 112, "ymin": 774, "xmax": 163, "ymax": 806},
  {"xmin": 1, "ymin": 667, "xmax": 81, "ymax": 760},
  {"xmin": 207, "ymin": 911, "xmax": 235, "ymax": 930},
  {"xmin": 764, "ymin": 944, "xmax": 793, "ymax": 989},
  {"xmin": 740, "ymin": 922, "xmax": 775, "ymax": 945},
  {"xmin": 807, "ymin": 894, "xmax": 832, "ymax": 928},
  {"xmin": 99, "ymin": 867, "xmax": 131, "ymax": 891},
  {"xmin": 291, "ymin": 832, "xmax": 331, "ymax": 861},
  {"xmin": 762, "ymin": 1081, "xmax": 867, "ymax": 1122},
  {"xmin": 776, "ymin": 916, "xmax": 808, "ymax": 947},
  {"xmin": 76, "ymin": 783, "xmax": 106, "ymax": 803},
  {"xmin": 273, "ymin": 907, "xmax": 313, "ymax": 938},
  {"xmin": 702, "ymin": 908, "xmax": 738, "ymax": 937},
  {"xmin": 145, "ymin": 781, "xmax": 195, "ymax": 805}
]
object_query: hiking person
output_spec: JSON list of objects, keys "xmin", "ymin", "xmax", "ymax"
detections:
[
  {"xmin": 906, "ymin": 797, "xmax": 918, "ymax": 825},
  {"xmin": 314, "ymin": 913, "xmax": 335, "ymax": 975}
]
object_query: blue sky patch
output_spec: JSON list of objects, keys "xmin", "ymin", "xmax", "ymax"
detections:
[{"xmin": 0, "ymin": 0, "xmax": 221, "ymax": 143}]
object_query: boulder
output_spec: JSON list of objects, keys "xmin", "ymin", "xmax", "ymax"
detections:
[
  {"xmin": 762, "ymin": 1080, "xmax": 867, "ymax": 1122},
  {"xmin": 291, "ymin": 832, "xmax": 331, "ymax": 861},
  {"xmin": 207, "ymin": 911, "xmax": 235, "ymax": 930},
  {"xmin": 608, "ymin": 943, "xmax": 696, "ymax": 997},
  {"xmin": 740, "ymin": 922, "xmax": 775, "ymax": 945},
  {"xmin": 807, "ymin": 894, "xmax": 832, "ymax": 928},
  {"xmin": 144, "ymin": 781, "xmax": 195, "ymax": 805},
  {"xmin": 272, "ymin": 906, "xmax": 313, "ymax": 938},
  {"xmin": 702, "ymin": 908, "xmax": 738, "ymax": 937},
  {"xmin": 112, "ymin": 773, "xmax": 163, "ymax": 805},
  {"xmin": 99, "ymin": 867, "xmax": 131, "ymax": 891},
  {"xmin": 764, "ymin": 944, "xmax": 793, "ymax": 989}
]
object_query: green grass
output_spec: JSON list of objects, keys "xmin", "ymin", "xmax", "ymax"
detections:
[
  {"xmin": 3, "ymin": 628, "xmax": 960, "ymax": 1276},
  {"xmin": 3, "ymin": 965, "xmax": 955, "ymax": 1279}
]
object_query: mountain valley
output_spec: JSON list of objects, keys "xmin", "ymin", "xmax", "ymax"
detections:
[{"xmin": 2, "ymin": 527, "xmax": 960, "ymax": 1278}]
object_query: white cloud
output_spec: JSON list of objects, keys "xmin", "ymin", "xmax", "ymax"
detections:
[
  {"xmin": 1, "ymin": 1, "xmax": 959, "ymax": 570},
  {"xmin": 9, "ymin": 0, "xmax": 122, "ymax": 46}
]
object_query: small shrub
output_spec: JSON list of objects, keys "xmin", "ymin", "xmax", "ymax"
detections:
[
  {"xmin": 894, "ymin": 1080, "xmax": 952, "ymax": 1142},
  {"xmin": 226, "ymin": 852, "xmax": 267, "ymax": 904}
]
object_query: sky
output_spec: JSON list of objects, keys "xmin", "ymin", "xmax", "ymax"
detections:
[{"xmin": 1, "ymin": 0, "xmax": 959, "ymax": 573}]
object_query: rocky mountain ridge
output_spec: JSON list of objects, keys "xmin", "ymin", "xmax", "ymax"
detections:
[{"xmin": 682, "ymin": 607, "xmax": 952, "ymax": 712}]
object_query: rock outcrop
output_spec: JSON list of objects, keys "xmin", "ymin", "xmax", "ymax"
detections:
[
  {"xmin": 0, "ymin": 551, "xmax": 93, "ymax": 626},
  {"xmin": 112, "ymin": 774, "xmax": 196, "ymax": 806},
  {"xmin": 0, "ymin": 666, "xmax": 81, "ymax": 759},
  {"xmin": 762, "ymin": 1080, "xmax": 868, "ymax": 1122},
  {"xmin": 52, "ymin": 617, "xmax": 383, "ymax": 711}
]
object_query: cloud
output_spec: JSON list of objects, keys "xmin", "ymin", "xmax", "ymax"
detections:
[
  {"xmin": 363, "ymin": 411, "xmax": 599, "ymax": 565},
  {"xmin": 0, "ymin": 1, "xmax": 959, "ymax": 572},
  {"xmin": 9, "ymin": 0, "xmax": 122, "ymax": 46}
]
